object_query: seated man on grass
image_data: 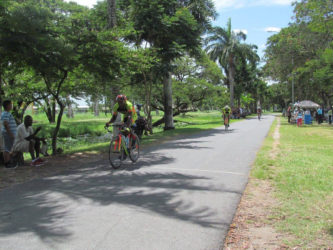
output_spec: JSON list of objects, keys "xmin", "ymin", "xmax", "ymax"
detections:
[{"xmin": 12, "ymin": 115, "xmax": 47, "ymax": 166}]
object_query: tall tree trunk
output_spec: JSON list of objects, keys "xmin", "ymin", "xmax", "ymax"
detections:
[
  {"xmin": 93, "ymin": 98, "xmax": 99, "ymax": 117},
  {"xmin": 52, "ymin": 100, "xmax": 65, "ymax": 155},
  {"xmin": 107, "ymin": 0, "xmax": 117, "ymax": 29},
  {"xmin": 144, "ymin": 72, "xmax": 153, "ymax": 132},
  {"xmin": 51, "ymin": 97, "xmax": 56, "ymax": 123},
  {"xmin": 66, "ymin": 95, "xmax": 74, "ymax": 118},
  {"xmin": 43, "ymin": 98, "xmax": 54, "ymax": 123},
  {"xmin": 163, "ymin": 72, "xmax": 174, "ymax": 130},
  {"xmin": 228, "ymin": 57, "xmax": 235, "ymax": 108}
]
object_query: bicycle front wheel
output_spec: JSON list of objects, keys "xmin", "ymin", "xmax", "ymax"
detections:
[
  {"xmin": 129, "ymin": 133, "xmax": 140, "ymax": 162},
  {"xmin": 109, "ymin": 137, "xmax": 124, "ymax": 169}
]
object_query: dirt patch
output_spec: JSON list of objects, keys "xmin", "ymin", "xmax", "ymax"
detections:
[
  {"xmin": 224, "ymin": 179, "xmax": 294, "ymax": 249},
  {"xmin": 0, "ymin": 152, "xmax": 107, "ymax": 191},
  {"xmin": 270, "ymin": 117, "xmax": 281, "ymax": 159}
]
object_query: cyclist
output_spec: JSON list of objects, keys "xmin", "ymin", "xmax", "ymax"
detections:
[
  {"xmin": 105, "ymin": 95, "xmax": 138, "ymax": 153},
  {"xmin": 105, "ymin": 94, "xmax": 137, "ymax": 128},
  {"xmin": 222, "ymin": 105, "xmax": 231, "ymax": 128},
  {"xmin": 257, "ymin": 107, "xmax": 262, "ymax": 120}
]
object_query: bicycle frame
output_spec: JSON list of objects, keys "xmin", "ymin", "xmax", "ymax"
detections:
[{"xmin": 113, "ymin": 133, "xmax": 130, "ymax": 156}]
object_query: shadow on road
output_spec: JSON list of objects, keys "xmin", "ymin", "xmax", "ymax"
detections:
[{"xmin": 0, "ymin": 125, "xmax": 241, "ymax": 244}]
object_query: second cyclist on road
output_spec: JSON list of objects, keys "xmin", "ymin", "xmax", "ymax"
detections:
[{"xmin": 222, "ymin": 105, "xmax": 231, "ymax": 129}]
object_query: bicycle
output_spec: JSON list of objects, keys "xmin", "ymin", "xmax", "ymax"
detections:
[
  {"xmin": 257, "ymin": 112, "xmax": 261, "ymax": 120},
  {"xmin": 105, "ymin": 124, "xmax": 140, "ymax": 169},
  {"xmin": 223, "ymin": 115, "xmax": 230, "ymax": 131}
]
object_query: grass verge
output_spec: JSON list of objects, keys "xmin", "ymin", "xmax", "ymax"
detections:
[
  {"xmin": 252, "ymin": 116, "xmax": 333, "ymax": 247},
  {"xmin": 25, "ymin": 111, "xmax": 240, "ymax": 156}
]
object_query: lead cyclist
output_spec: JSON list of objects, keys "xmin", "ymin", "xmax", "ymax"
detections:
[{"xmin": 105, "ymin": 94, "xmax": 138, "ymax": 147}]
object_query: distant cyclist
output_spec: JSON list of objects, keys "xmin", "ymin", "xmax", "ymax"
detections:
[
  {"xmin": 105, "ymin": 94, "xmax": 138, "ymax": 136},
  {"xmin": 222, "ymin": 105, "xmax": 231, "ymax": 130},
  {"xmin": 257, "ymin": 107, "xmax": 262, "ymax": 120}
]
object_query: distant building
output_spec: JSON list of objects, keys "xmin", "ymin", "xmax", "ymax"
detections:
[{"xmin": 76, "ymin": 105, "xmax": 90, "ymax": 112}]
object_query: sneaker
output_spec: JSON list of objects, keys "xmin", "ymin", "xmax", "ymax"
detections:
[
  {"xmin": 35, "ymin": 158, "xmax": 46, "ymax": 164},
  {"xmin": 30, "ymin": 159, "xmax": 43, "ymax": 167}
]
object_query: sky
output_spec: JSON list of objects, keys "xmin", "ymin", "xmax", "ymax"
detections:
[{"xmin": 65, "ymin": 0, "xmax": 295, "ymax": 61}]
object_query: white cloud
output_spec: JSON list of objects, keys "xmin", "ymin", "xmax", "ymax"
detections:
[
  {"xmin": 64, "ymin": 0, "xmax": 102, "ymax": 8},
  {"xmin": 264, "ymin": 27, "xmax": 281, "ymax": 32},
  {"xmin": 233, "ymin": 29, "xmax": 248, "ymax": 35},
  {"xmin": 213, "ymin": 0, "xmax": 293, "ymax": 10},
  {"xmin": 260, "ymin": 44, "xmax": 267, "ymax": 49}
]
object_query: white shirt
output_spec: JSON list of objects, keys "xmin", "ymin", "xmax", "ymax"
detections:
[{"xmin": 14, "ymin": 123, "xmax": 34, "ymax": 145}]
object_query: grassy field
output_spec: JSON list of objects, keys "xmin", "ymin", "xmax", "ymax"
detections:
[
  {"xmin": 252, "ymin": 117, "xmax": 333, "ymax": 247},
  {"xmin": 27, "ymin": 110, "xmax": 236, "ymax": 154}
]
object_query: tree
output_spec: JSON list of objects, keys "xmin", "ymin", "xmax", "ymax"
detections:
[
  {"xmin": 127, "ymin": 0, "xmax": 216, "ymax": 130},
  {"xmin": 205, "ymin": 18, "xmax": 259, "ymax": 107},
  {"xmin": 264, "ymin": 0, "xmax": 333, "ymax": 106}
]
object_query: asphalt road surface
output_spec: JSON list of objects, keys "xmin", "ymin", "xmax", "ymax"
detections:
[{"xmin": 0, "ymin": 115, "xmax": 275, "ymax": 250}]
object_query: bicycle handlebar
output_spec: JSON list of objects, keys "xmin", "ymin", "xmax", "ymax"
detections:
[{"xmin": 105, "ymin": 123, "xmax": 131, "ymax": 134}]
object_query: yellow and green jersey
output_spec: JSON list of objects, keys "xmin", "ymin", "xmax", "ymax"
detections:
[{"xmin": 112, "ymin": 100, "xmax": 137, "ymax": 124}]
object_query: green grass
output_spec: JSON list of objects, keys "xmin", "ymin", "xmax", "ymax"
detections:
[
  {"xmin": 252, "ymin": 117, "xmax": 333, "ymax": 247},
  {"xmin": 25, "ymin": 110, "xmax": 240, "ymax": 155}
]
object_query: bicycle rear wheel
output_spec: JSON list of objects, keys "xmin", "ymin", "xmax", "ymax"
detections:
[
  {"xmin": 109, "ymin": 137, "xmax": 124, "ymax": 169},
  {"xmin": 129, "ymin": 133, "xmax": 140, "ymax": 162}
]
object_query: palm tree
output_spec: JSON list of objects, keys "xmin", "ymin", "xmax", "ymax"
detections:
[
  {"xmin": 107, "ymin": 0, "xmax": 117, "ymax": 29},
  {"xmin": 206, "ymin": 18, "xmax": 259, "ymax": 107}
]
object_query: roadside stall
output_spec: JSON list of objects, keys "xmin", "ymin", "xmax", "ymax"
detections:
[{"xmin": 294, "ymin": 100, "xmax": 320, "ymax": 125}]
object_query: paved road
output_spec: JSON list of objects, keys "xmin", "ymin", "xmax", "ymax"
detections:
[{"xmin": 0, "ymin": 115, "xmax": 275, "ymax": 250}]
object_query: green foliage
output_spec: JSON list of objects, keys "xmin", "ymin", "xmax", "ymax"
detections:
[{"xmin": 264, "ymin": 0, "xmax": 333, "ymax": 107}]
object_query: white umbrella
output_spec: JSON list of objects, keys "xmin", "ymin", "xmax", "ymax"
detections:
[{"xmin": 294, "ymin": 100, "xmax": 320, "ymax": 109}]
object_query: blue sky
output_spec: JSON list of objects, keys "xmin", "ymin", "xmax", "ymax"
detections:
[
  {"xmin": 212, "ymin": 0, "xmax": 295, "ymax": 61},
  {"xmin": 66, "ymin": 0, "xmax": 295, "ymax": 61}
]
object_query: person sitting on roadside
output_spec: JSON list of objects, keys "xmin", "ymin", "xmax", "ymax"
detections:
[
  {"xmin": 12, "ymin": 115, "xmax": 46, "ymax": 166},
  {"xmin": 1, "ymin": 100, "xmax": 18, "ymax": 169}
]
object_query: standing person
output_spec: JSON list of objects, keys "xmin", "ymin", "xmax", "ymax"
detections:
[
  {"xmin": 1, "ymin": 100, "xmax": 17, "ymax": 168},
  {"xmin": 296, "ymin": 107, "xmax": 303, "ymax": 127},
  {"xmin": 12, "ymin": 115, "xmax": 45, "ymax": 166},
  {"xmin": 327, "ymin": 106, "xmax": 333, "ymax": 124},
  {"xmin": 317, "ymin": 106, "xmax": 323, "ymax": 124},
  {"xmin": 287, "ymin": 105, "xmax": 292, "ymax": 123},
  {"xmin": 257, "ymin": 106, "xmax": 262, "ymax": 120}
]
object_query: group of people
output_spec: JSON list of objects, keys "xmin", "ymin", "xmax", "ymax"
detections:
[
  {"xmin": 1, "ymin": 100, "xmax": 47, "ymax": 169},
  {"xmin": 286, "ymin": 105, "xmax": 333, "ymax": 126}
]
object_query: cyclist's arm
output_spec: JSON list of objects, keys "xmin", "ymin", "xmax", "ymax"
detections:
[
  {"xmin": 108, "ymin": 113, "xmax": 118, "ymax": 124},
  {"xmin": 124, "ymin": 111, "xmax": 133, "ymax": 127},
  {"xmin": 106, "ymin": 104, "xmax": 119, "ymax": 126}
]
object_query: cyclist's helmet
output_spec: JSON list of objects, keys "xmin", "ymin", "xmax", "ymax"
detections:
[
  {"xmin": 116, "ymin": 94, "xmax": 127, "ymax": 102},
  {"xmin": 224, "ymin": 105, "xmax": 230, "ymax": 111}
]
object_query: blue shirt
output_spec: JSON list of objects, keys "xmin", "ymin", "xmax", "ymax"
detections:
[
  {"xmin": 1, "ymin": 111, "xmax": 17, "ymax": 135},
  {"xmin": 317, "ymin": 108, "xmax": 323, "ymax": 115}
]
